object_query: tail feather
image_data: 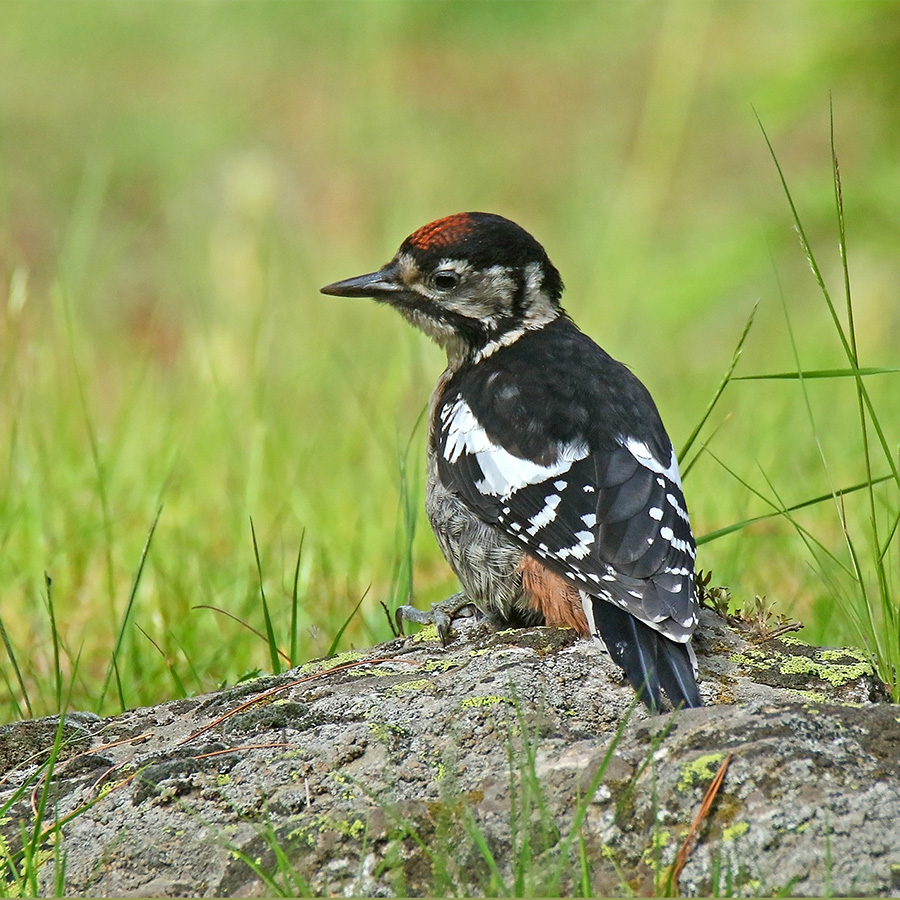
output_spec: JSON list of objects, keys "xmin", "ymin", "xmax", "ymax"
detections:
[
  {"xmin": 592, "ymin": 600, "xmax": 701, "ymax": 711},
  {"xmin": 655, "ymin": 634, "xmax": 702, "ymax": 709}
]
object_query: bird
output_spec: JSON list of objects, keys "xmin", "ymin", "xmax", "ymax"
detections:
[{"xmin": 321, "ymin": 212, "xmax": 702, "ymax": 711}]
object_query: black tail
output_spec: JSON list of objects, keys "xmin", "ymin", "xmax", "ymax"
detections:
[{"xmin": 593, "ymin": 602, "xmax": 702, "ymax": 712}]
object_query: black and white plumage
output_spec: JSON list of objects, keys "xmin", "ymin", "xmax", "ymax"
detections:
[{"xmin": 321, "ymin": 212, "xmax": 702, "ymax": 711}]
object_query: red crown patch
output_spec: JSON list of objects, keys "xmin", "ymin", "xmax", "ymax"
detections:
[{"xmin": 406, "ymin": 213, "xmax": 475, "ymax": 251}]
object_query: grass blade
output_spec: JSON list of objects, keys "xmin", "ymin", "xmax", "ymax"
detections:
[
  {"xmin": 290, "ymin": 531, "xmax": 305, "ymax": 667},
  {"xmin": 757, "ymin": 108, "xmax": 900, "ymax": 492},
  {"xmin": 734, "ymin": 365, "xmax": 900, "ymax": 380},
  {"xmin": 679, "ymin": 300, "xmax": 758, "ymax": 466},
  {"xmin": 697, "ymin": 472, "xmax": 894, "ymax": 546},
  {"xmin": 136, "ymin": 623, "xmax": 188, "ymax": 698},
  {"xmin": 98, "ymin": 505, "xmax": 163, "ymax": 712},
  {"xmin": 44, "ymin": 573, "xmax": 62, "ymax": 713},
  {"xmin": 192, "ymin": 604, "xmax": 290, "ymax": 665},
  {"xmin": 0, "ymin": 612, "xmax": 31, "ymax": 718},
  {"xmin": 250, "ymin": 517, "xmax": 282, "ymax": 676},
  {"xmin": 757, "ymin": 108, "xmax": 899, "ymax": 695},
  {"xmin": 326, "ymin": 586, "xmax": 370, "ymax": 658}
]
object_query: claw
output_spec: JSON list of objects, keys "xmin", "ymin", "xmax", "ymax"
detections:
[{"xmin": 395, "ymin": 592, "xmax": 478, "ymax": 645}]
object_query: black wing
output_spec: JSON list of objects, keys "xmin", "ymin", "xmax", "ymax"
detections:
[{"xmin": 434, "ymin": 319, "xmax": 701, "ymax": 706}]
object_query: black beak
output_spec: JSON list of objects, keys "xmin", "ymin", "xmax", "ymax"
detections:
[{"xmin": 320, "ymin": 262, "xmax": 402, "ymax": 299}]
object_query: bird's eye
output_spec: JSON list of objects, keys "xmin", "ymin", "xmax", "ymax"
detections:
[{"xmin": 431, "ymin": 270, "xmax": 460, "ymax": 291}]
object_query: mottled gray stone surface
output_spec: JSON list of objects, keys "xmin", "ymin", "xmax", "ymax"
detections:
[{"xmin": 1, "ymin": 608, "xmax": 896, "ymax": 897}]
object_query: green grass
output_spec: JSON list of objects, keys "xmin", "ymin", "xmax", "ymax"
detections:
[
  {"xmin": 0, "ymin": 713, "xmax": 83, "ymax": 897},
  {"xmin": 0, "ymin": 1, "xmax": 898, "ymax": 720},
  {"xmin": 754, "ymin": 109, "xmax": 899, "ymax": 697}
]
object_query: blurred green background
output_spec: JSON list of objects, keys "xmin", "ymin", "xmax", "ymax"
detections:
[{"xmin": 1, "ymin": 1, "xmax": 898, "ymax": 717}]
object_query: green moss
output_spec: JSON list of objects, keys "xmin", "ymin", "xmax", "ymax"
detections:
[
  {"xmin": 368, "ymin": 721, "xmax": 410, "ymax": 743},
  {"xmin": 794, "ymin": 690, "xmax": 862, "ymax": 706},
  {"xmin": 339, "ymin": 817, "xmax": 366, "ymax": 839},
  {"xmin": 423, "ymin": 658, "xmax": 464, "ymax": 672},
  {"xmin": 460, "ymin": 695, "xmax": 511, "ymax": 709},
  {"xmin": 677, "ymin": 753, "xmax": 725, "ymax": 792},
  {"xmin": 778, "ymin": 656, "xmax": 818, "ymax": 676},
  {"xmin": 296, "ymin": 649, "xmax": 365, "ymax": 677},
  {"xmin": 778, "ymin": 635, "xmax": 809, "ymax": 647},
  {"xmin": 732, "ymin": 642, "xmax": 874, "ymax": 690},
  {"xmin": 641, "ymin": 829, "xmax": 670, "ymax": 866},
  {"xmin": 818, "ymin": 646, "xmax": 867, "ymax": 662},
  {"xmin": 778, "ymin": 653, "xmax": 870, "ymax": 685},
  {"xmin": 288, "ymin": 813, "xmax": 366, "ymax": 845},
  {"xmin": 815, "ymin": 661, "xmax": 871, "ymax": 686},
  {"xmin": 411, "ymin": 624, "xmax": 441, "ymax": 643},
  {"xmin": 274, "ymin": 747, "xmax": 305, "ymax": 763},
  {"xmin": 348, "ymin": 666, "xmax": 395, "ymax": 677},
  {"xmin": 728, "ymin": 652, "xmax": 753, "ymax": 666},
  {"xmin": 723, "ymin": 821, "xmax": 749, "ymax": 842},
  {"xmin": 388, "ymin": 678, "xmax": 433, "ymax": 695}
]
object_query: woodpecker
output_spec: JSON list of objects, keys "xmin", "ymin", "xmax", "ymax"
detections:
[{"xmin": 321, "ymin": 212, "xmax": 702, "ymax": 711}]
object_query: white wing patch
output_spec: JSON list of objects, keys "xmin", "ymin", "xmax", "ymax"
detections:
[
  {"xmin": 442, "ymin": 397, "xmax": 590, "ymax": 500},
  {"xmin": 622, "ymin": 436, "xmax": 683, "ymax": 490},
  {"xmin": 526, "ymin": 493, "xmax": 561, "ymax": 534},
  {"xmin": 665, "ymin": 491, "xmax": 691, "ymax": 524},
  {"xmin": 552, "ymin": 527, "xmax": 596, "ymax": 561}
]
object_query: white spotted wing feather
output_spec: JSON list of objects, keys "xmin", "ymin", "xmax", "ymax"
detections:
[{"xmin": 435, "ymin": 395, "xmax": 699, "ymax": 643}]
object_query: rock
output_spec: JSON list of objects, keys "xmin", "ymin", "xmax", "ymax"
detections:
[{"xmin": 0, "ymin": 608, "xmax": 896, "ymax": 897}]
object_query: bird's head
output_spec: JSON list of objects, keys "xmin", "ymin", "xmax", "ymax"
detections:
[{"xmin": 321, "ymin": 212, "xmax": 564, "ymax": 366}]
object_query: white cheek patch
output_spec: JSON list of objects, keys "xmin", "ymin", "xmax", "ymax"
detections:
[
  {"xmin": 442, "ymin": 398, "xmax": 590, "ymax": 500},
  {"xmin": 622, "ymin": 437, "xmax": 683, "ymax": 490},
  {"xmin": 444, "ymin": 264, "xmax": 513, "ymax": 323},
  {"xmin": 395, "ymin": 252, "xmax": 420, "ymax": 283}
]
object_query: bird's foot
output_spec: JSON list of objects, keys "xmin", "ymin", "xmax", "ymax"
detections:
[{"xmin": 395, "ymin": 592, "xmax": 479, "ymax": 645}]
